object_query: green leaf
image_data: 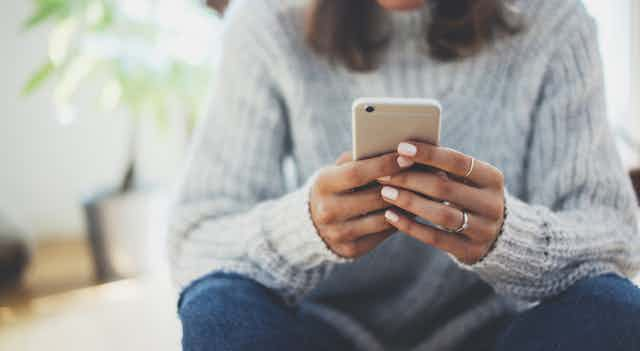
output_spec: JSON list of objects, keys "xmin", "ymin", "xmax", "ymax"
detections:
[
  {"xmin": 90, "ymin": 0, "xmax": 115, "ymax": 30},
  {"xmin": 22, "ymin": 61, "xmax": 56, "ymax": 95},
  {"xmin": 23, "ymin": 1, "xmax": 67, "ymax": 29}
]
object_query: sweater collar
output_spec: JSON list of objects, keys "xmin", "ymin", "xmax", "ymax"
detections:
[{"xmin": 388, "ymin": 6, "xmax": 430, "ymax": 42}]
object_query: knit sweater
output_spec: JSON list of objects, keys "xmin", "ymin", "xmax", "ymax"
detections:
[{"xmin": 168, "ymin": 0, "xmax": 640, "ymax": 349}]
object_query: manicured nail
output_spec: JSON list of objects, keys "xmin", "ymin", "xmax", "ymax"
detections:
[
  {"xmin": 437, "ymin": 171, "xmax": 449, "ymax": 180},
  {"xmin": 381, "ymin": 186, "xmax": 399, "ymax": 200},
  {"xmin": 385, "ymin": 210, "xmax": 399, "ymax": 223},
  {"xmin": 377, "ymin": 176, "xmax": 391, "ymax": 182},
  {"xmin": 397, "ymin": 156, "xmax": 414, "ymax": 168},
  {"xmin": 398, "ymin": 142, "xmax": 417, "ymax": 156}
]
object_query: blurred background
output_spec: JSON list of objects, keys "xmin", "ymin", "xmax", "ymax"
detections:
[{"xmin": 0, "ymin": 0, "xmax": 638, "ymax": 350}]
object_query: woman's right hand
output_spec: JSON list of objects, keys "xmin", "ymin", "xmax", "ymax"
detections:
[{"xmin": 310, "ymin": 151, "xmax": 411, "ymax": 258}]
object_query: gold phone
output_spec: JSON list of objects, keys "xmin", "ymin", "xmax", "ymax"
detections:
[{"xmin": 352, "ymin": 98, "xmax": 441, "ymax": 161}]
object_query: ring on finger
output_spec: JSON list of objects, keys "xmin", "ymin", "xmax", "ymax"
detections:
[
  {"xmin": 464, "ymin": 157, "xmax": 475, "ymax": 178},
  {"xmin": 452, "ymin": 210, "xmax": 469, "ymax": 233}
]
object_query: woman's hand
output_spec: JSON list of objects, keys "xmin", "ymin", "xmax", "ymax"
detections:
[
  {"xmin": 378, "ymin": 142, "xmax": 506, "ymax": 265},
  {"xmin": 310, "ymin": 152, "xmax": 409, "ymax": 259}
]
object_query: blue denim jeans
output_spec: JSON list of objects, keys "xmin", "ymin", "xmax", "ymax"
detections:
[{"xmin": 178, "ymin": 273, "xmax": 640, "ymax": 351}]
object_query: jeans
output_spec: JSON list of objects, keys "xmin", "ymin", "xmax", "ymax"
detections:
[{"xmin": 178, "ymin": 273, "xmax": 640, "ymax": 351}]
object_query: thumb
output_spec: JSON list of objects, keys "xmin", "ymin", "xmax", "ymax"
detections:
[{"xmin": 335, "ymin": 151, "xmax": 353, "ymax": 166}]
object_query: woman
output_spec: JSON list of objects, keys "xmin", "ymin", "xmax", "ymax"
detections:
[{"xmin": 170, "ymin": 0, "xmax": 640, "ymax": 350}]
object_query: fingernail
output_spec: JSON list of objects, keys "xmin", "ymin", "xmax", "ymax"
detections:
[
  {"xmin": 381, "ymin": 186, "xmax": 399, "ymax": 200},
  {"xmin": 397, "ymin": 156, "xmax": 414, "ymax": 168},
  {"xmin": 437, "ymin": 171, "xmax": 448, "ymax": 180},
  {"xmin": 398, "ymin": 143, "xmax": 417, "ymax": 156},
  {"xmin": 377, "ymin": 176, "xmax": 391, "ymax": 182},
  {"xmin": 385, "ymin": 210, "xmax": 399, "ymax": 223}
]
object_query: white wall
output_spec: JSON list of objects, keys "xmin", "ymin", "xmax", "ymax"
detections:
[
  {"xmin": 584, "ymin": 0, "xmax": 632, "ymax": 127},
  {"xmin": 0, "ymin": 1, "xmax": 186, "ymax": 240},
  {"xmin": 583, "ymin": 0, "xmax": 640, "ymax": 168},
  {"xmin": 632, "ymin": 1, "xmax": 640, "ymax": 143}
]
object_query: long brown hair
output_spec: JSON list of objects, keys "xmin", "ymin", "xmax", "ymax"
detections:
[{"xmin": 306, "ymin": 0, "xmax": 521, "ymax": 71}]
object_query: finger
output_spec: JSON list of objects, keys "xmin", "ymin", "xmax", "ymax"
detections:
[
  {"xmin": 320, "ymin": 152, "xmax": 408, "ymax": 193},
  {"xmin": 464, "ymin": 215, "xmax": 502, "ymax": 243},
  {"xmin": 379, "ymin": 186, "xmax": 499, "ymax": 242},
  {"xmin": 331, "ymin": 185, "xmax": 390, "ymax": 221},
  {"xmin": 348, "ymin": 230, "xmax": 394, "ymax": 258},
  {"xmin": 384, "ymin": 209, "xmax": 467, "ymax": 254},
  {"xmin": 397, "ymin": 142, "xmax": 504, "ymax": 189},
  {"xmin": 335, "ymin": 151, "xmax": 352, "ymax": 166},
  {"xmin": 384, "ymin": 210, "xmax": 486, "ymax": 264},
  {"xmin": 326, "ymin": 212, "xmax": 394, "ymax": 243},
  {"xmin": 379, "ymin": 171, "xmax": 503, "ymax": 219},
  {"xmin": 312, "ymin": 185, "xmax": 389, "ymax": 225},
  {"xmin": 322, "ymin": 211, "xmax": 393, "ymax": 244}
]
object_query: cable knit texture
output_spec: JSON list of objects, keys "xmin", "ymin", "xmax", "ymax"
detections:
[{"xmin": 168, "ymin": 0, "xmax": 640, "ymax": 349}]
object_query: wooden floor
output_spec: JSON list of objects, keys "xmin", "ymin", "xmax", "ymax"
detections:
[
  {"xmin": 0, "ymin": 239, "xmax": 181, "ymax": 351},
  {"xmin": 1, "ymin": 239, "xmax": 96, "ymax": 306}
]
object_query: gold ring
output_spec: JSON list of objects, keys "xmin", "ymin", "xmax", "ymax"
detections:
[{"xmin": 464, "ymin": 157, "xmax": 475, "ymax": 178}]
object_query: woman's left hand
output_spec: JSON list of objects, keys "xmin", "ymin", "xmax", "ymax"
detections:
[{"xmin": 378, "ymin": 142, "xmax": 506, "ymax": 265}]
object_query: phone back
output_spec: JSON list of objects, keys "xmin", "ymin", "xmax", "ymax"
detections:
[{"xmin": 352, "ymin": 98, "xmax": 441, "ymax": 160}]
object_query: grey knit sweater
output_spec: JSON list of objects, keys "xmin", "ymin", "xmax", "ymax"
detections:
[{"xmin": 168, "ymin": 0, "xmax": 640, "ymax": 349}]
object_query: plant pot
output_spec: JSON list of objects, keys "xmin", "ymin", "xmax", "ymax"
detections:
[
  {"xmin": 0, "ymin": 212, "xmax": 32, "ymax": 291},
  {"xmin": 0, "ymin": 240, "xmax": 30, "ymax": 291},
  {"xmin": 84, "ymin": 190, "xmax": 169, "ymax": 282},
  {"xmin": 630, "ymin": 168, "xmax": 640, "ymax": 205}
]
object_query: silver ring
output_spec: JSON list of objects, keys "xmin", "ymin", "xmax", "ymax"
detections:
[
  {"xmin": 453, "ymin": 210, "xmax": 469, "ymax": 233},
  {"xmin": 464, "ymin": 157, "xmax": 475, "ymax": 178}
]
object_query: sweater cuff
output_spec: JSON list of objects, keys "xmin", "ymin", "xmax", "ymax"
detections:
[
  {"xmin": 252, "ymin": 172, "xmax": 350, "ymax": 274},
  {"xmin": 462, "ymin": 191, "xmax": 554, "ymax": 286}
]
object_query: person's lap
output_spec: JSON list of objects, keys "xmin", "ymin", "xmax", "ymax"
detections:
[
  {"xmin": 178, "ymin": 273, "xmax": 355, "ymax": 351},
  {"xmin": 494, "ymin": 273, "xmax": 640, "ymax": 351},
  {"xmin": 178, "ymin": 272, "xmax": 640, "ymax": 351}
]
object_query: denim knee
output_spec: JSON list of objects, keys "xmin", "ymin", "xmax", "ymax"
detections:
[
  {"xmin": 564, "ymin": 274, "xmax": 640, "ymax": 340},
  {"xmin": 178, "ymin": 272, "xmax": 285, "ymax": 351},
  {"xmin": 177, "ymin": 272, "xmax": 352, "ymax": 351},
  {"xmin": 496, "ymin": 274, "xmax": 640, "ymax": 351},
  {"xmin": 178, "ymin": 272, "xmax": 276, "ymax": 313}
]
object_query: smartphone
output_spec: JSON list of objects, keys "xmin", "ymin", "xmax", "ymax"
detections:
[{"xmin": 352, "ymin": 98, "xmax": 441, "ymax": 161}]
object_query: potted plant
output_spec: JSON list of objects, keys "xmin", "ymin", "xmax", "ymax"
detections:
[{"xmin": 22, "ymin": 0, "xmax": 219, "ymax": 281}]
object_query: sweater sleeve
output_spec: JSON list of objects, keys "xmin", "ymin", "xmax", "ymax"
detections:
[
  {"xmin": 465, "ymin": 11, "xmax": 640, "ymax": 301},
  {"xmin": 167, "ymin": 2, "xmax": 345, "ymax": 304}
]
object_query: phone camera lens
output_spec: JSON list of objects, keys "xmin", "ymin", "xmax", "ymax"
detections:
[{"xmin": 365, "ymin": 106, "xmax": 375, "ymax": 113}]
